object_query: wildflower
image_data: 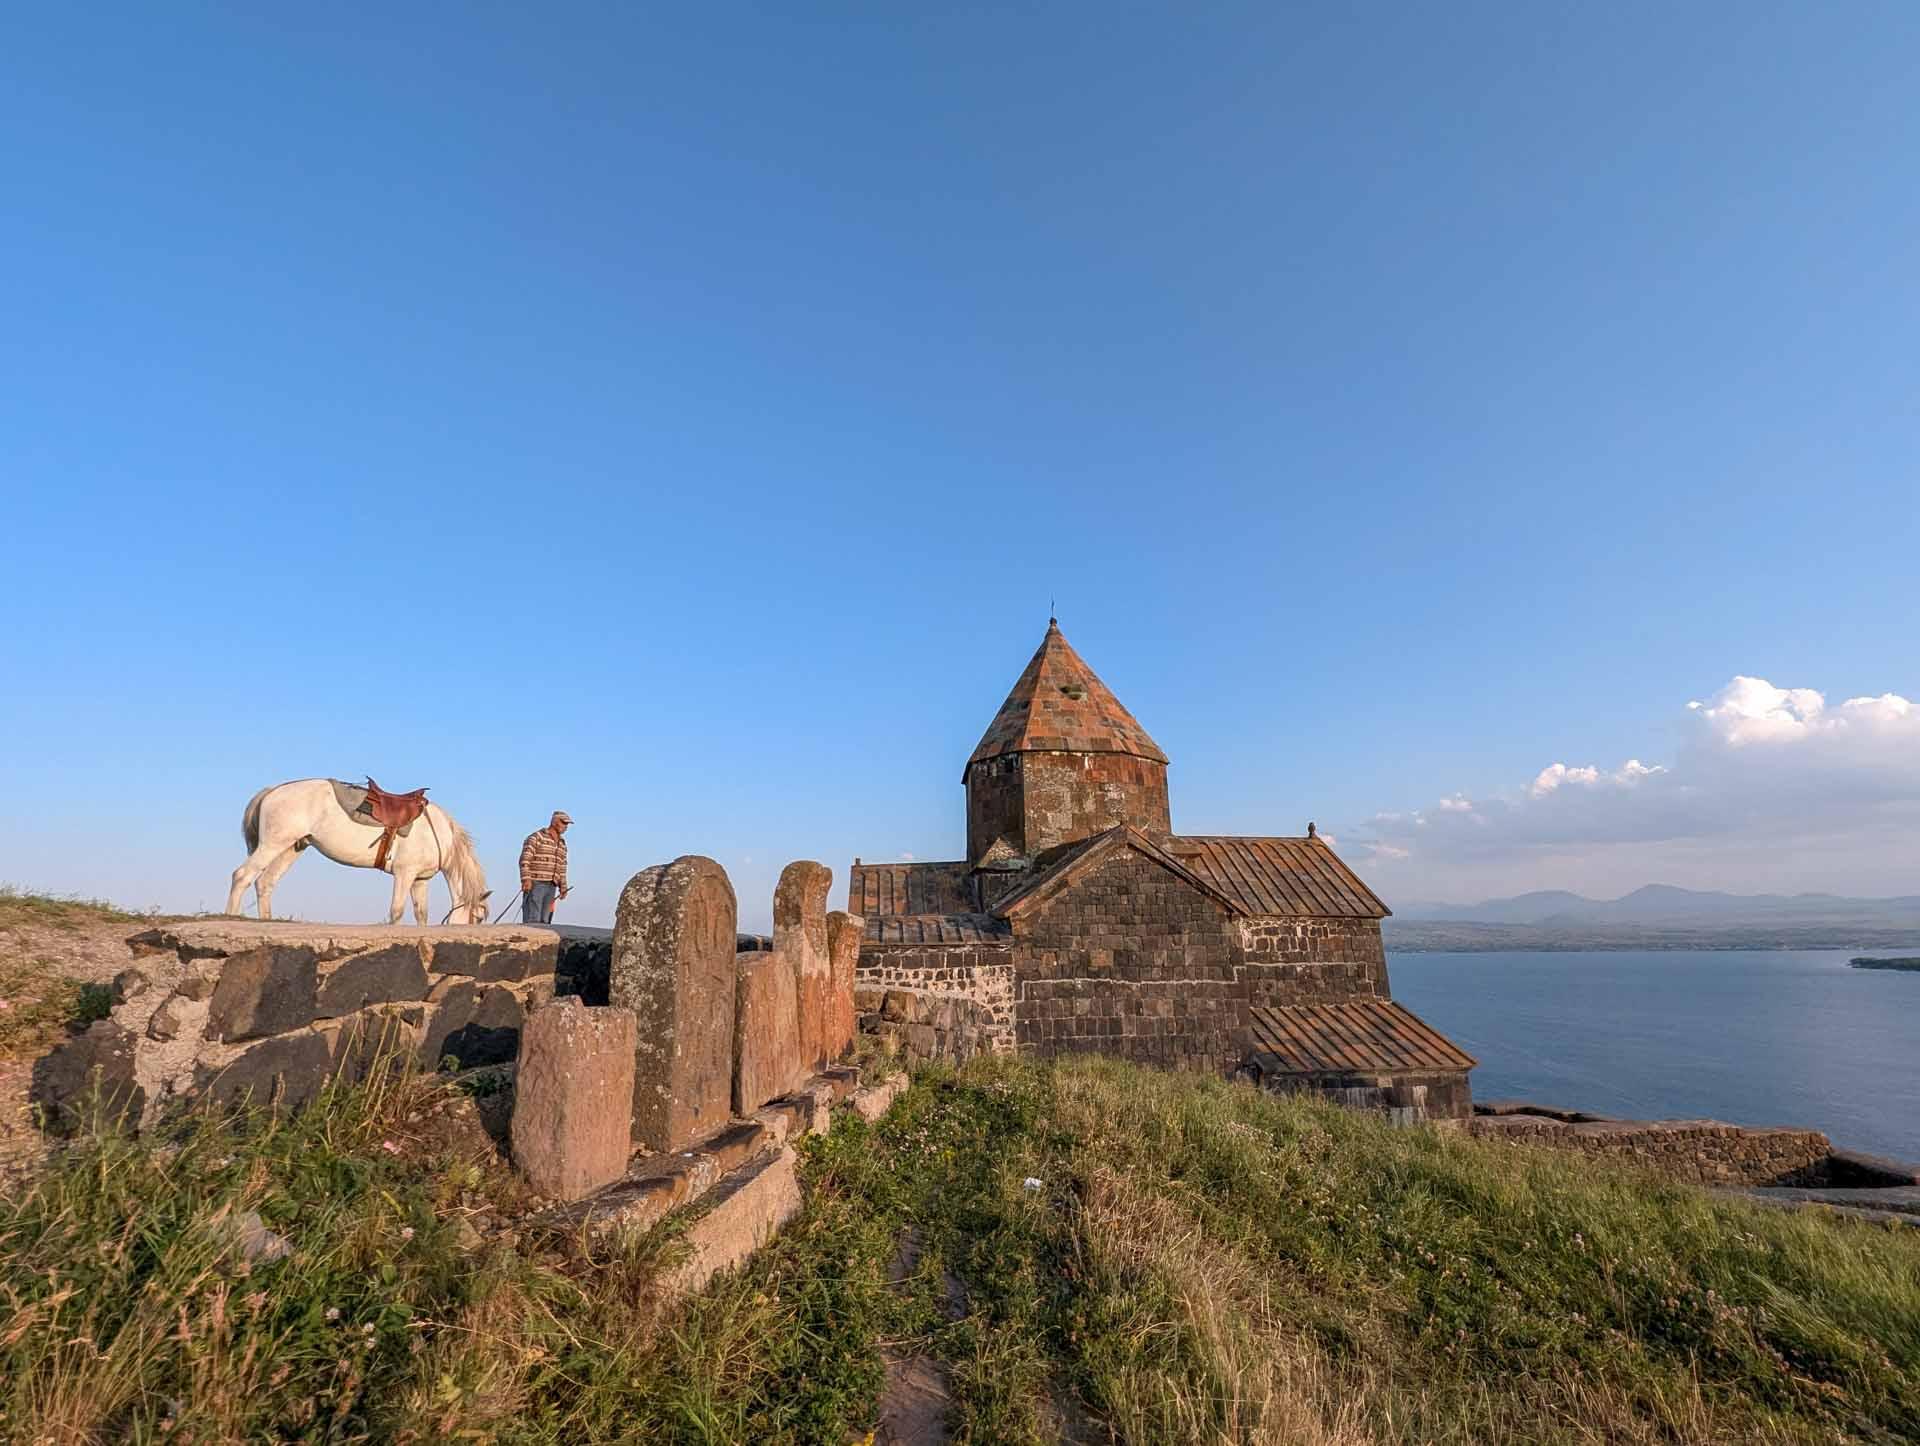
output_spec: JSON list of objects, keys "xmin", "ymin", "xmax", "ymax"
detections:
[
  {"xmin": 381, "ymin": 1140, "xmax": 401, "ymax": 1155},
  {"xmin": 1023, "ymin": 1177, "xmax": 1043, "ymax": 1192},
  {"xmin": 325, "ymin": 1307, "xmax": 341, "ymax": 1322},
  {"xmin": 400, "ymin": 1226, "xmax": 415, "ymax": 1242}
]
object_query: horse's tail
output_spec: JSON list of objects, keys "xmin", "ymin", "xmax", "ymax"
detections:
[{"xmin": 242, "ymin": 787, "xmax": 271, "ymax": 854}]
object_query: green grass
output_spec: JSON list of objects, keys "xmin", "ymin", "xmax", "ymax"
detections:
[
  {"xmin": 2, "ymin": 1053, "xmax": 1916, "ymax": 1443},
  {"xmin": 0, "ymin": 885, "xmax": 146, "ymax": 930}
]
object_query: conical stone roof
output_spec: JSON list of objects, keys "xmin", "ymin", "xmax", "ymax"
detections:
[{"xmin": 965, "ymin": 621, "xmax": 1168, "ymax": 777}]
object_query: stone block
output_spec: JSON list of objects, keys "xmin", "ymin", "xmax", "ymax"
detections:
[
  {"xmin": 659, "ymin": 1147, "xmax": 803, "ymax": 1301},
  {"xmin": 777, "ymin": 861, "xmax": 834, "ymax": 1075},
  {"xmin": 430, "ymin": 937, "xmax": 553, "ymax": 983},
  {"xmin": 198, "ymin": 1029, "xmax": 333, "ymax": 1111},
  {"xmin": 31, "ymin": 1021, "xmax": 146, "ymax": 1132},
  {"xmin": 824, "ymin": 911, "xmax": 861, "ymax": 1064},
  {"xmin": 325, "ymin": 1008, "xmax": 424, "ymax": 1086},
  {"xmin": 734, "ymin": 949, "xmax": 804, "ymax": 1115},
  {"xmin": 112, "ymin": 967, "xmax": 156, "ymax": 1005},
  {"xmin": 206, "ymin": 946, "xmax": 320, "ymax": 1043},
  {"xmin": 612, "ymin": 855, "xmax": 738, "ymax": 1152},
  {"xmin": 419, "ymin": 981, "xmax": 525, "ymax": 1070},
  {"xmin": 511, "ymin": 998, "xmax": 638, "ymax": 1202},
  {"xmin": 148, "ymin": 995, "xmax": 191, "ymax": 1042},
  {"xmin": 314, "ymin": 944, "xmax": 430, "ymax": 1018}
]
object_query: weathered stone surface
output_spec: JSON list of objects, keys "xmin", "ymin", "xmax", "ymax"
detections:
[
  {"xmin": 206, "ymin": 946, "xmax": 320, "ymax": 1043},
  {"xmin": 175, "ymin": 962, "xmax": 221, "ymax": 1002},
  {"xmin": 825, "ymin": 911, "xmax": 862, "ymax": 1064},
  {"xmin": 734, "ymin": 950, "xmax": 804, "ymax": 1115},
  {"xmin": 659, "ymin": 1146, "xmax": 803, "ymax": 1300},
  {"xmin": 325, "ymin": 1008, "xmax": 424, "ymax": 1086},
  {"xmin": 511, "ymin": 998, "xmax": 638, "ymax": 1201},
  {"xmin": 850, "ymin": 1074, "xmax": 909, "ymax": 1123},
  {"xmin": 220, "ymin": 1210, "xmax": 292, "ymax": 1265},
  {"xmin": 197, "ymin": 1029, "xmax": 333, "ymax": 1111},
  {"xmin": 31, "ymin": 1021, "xmax": 146, "ymax": 1131},
  {"xmin": 776, "ymin": 861, "xmax": 833, "ymax": 1074},
  {"xmin": 112, "ymin": 967, "xmax": 155, "ymax": 1005},
  {"xmin": 419, "ymin": 982, "xmax": 525, "ymax": 1069},
  {"xmin": 612, "ymin": 856, "xmax": 738, "ymax": 1151},
  {"xmin": 147, "ymin": 995, "xmax": 191, "ymax": 1042},
  {"xmin": 314, "ymin": 944, "xmax": 430, "ymax": 1018},
  {"xmin": 429, "ymin": 938, "xmax": 551, "ymax": 983}
]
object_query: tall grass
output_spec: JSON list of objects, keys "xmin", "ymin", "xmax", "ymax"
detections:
[{"xmin": 2, "ymin": 1049, "xmax": 1914, "ymax": 1441}]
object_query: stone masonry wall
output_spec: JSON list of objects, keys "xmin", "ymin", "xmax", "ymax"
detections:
[
  {"xmin": 1239, "ymin": 918, "xmax": 1391, "ymax": 1004},
  {"xmin": 35, "ymin": 921, "xmax": 561, "ymax": 1130},
  {"xmin": 966, "ymin": 750, "xmax": 1171, "ymax": 864},
  {"xmin": 1467, "ymin": 1112, "xmax": 1833, "ymax": 1187},
  {"xmin": 854, "ymin": 986, "xmax": 998, "ymax": 1068},
  {"xmin": 1014, "ymin": 847, "xmax": 1246, "ymax": 1071},
  {"xmin": 856, "ymin": 944, "xmax": 1015, "ymax": 1053}
]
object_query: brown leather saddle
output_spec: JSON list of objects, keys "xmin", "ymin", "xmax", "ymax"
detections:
[{"xmin": 358, "ymin": 777, "xmax": 429, "ymax": 870}]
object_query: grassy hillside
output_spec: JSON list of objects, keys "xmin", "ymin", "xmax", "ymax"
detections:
[{"xmin": 2, "ymin": 1052, "xmax": 1917, "ymax": 1443}]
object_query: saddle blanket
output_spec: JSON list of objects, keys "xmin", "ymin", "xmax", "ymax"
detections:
[{"xmin": 330, "ymin": 779, "xmax": 417, "ymax": 838}]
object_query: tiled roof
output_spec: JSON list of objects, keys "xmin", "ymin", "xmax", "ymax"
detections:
[
  {"xmin": 1246, "ymin": 1001, "xmax": 1476, "ymax": 1075},
  {"xmin": 863, "ymin": 913, "xmax": 1012, "ymax": 945},
  {"xmin": 991, "ymin": 825, "xmax": 1249, "ymax": 921},
  {"xmin": 1163, "ymin": 836, "xmax": 1390, "ymax": 919},
  {"xmin": 848, "ymin": 860, "xmax": 972, "ymax": 918},
  {"xmin": 965, "ymin": 621, "xmax": 1168, "ymax": 777}
]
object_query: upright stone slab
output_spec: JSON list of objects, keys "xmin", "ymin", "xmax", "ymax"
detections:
[
  {"xmin": 776, "ymin": 861, "xmax": 833, "ymax": 1074},
  {"xmin": 824, "ymin": 910, "xmax": 863, "ymax": 1064},
  {"xmin": 512, "ymin": 998, "xmax": 638, "ymax": 1201},
  {"xmin": 612, "ymin": 856, "xmax": 738, "ymax": 1151},
  {"xmin": 733, "ymin": 950, "xmax": 804, "ymax": 1114}
]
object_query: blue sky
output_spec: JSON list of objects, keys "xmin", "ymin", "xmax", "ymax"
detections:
[{"xmin": 4, "ymin": 4, "xmax": 1916, "ymax": 927}]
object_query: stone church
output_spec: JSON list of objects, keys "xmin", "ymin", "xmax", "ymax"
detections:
[{"xmin": 849, "ymin": 620, "xmax": 1475, "ymax": 1120}]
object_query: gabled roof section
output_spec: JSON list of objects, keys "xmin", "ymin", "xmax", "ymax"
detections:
[
  {"xmin": 848, "ymin": 860, "xmax": 972, "ymax": 918},
  {"xmin": 993, "ymin": 825, "xmax": 1249, "ymax": 921},
  {"xmin": 965, "ymin": 621, "xmax": 1168, "ymax": 778},
  {"xmin": 1162, "ymin": 836, "xmax": 1390, "ymax": 919},
  {"xmin": 1247, "ymin": 1001, "xmax": 1476, "ymax": 1075}
]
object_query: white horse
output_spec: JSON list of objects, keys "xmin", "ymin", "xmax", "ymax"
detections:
[{"xmin": 227, "ymin": 779, "xmax": 491, "ymax": 925}]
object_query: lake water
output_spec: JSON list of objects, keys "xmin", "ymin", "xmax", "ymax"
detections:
[{"xmin": 1389, "ymin": 950, "xmax": 1920, "ymax": 1162}]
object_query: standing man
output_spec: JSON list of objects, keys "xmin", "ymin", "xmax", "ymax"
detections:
[{"xmin": 518, "ymin": 810, "xmax": 571, "ymax": 924}]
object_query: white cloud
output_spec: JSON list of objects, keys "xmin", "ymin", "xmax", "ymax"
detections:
[
  {"xmin": 899, "ymin": 851, "xmax": 916, "ymax": 861},
  {"xmin": 1356, "ymin": 675, "xmax": 1920, "ymax": 898}
]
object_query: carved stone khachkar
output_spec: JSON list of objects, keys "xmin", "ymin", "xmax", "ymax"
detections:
[
  {"xmin": 511, "ymin": 997, "xmax": 636, "ymax": 1200},
  {"xmin": 776, "ymin": 861, "xmax": 834, "ymax": 1076},
  {"xmin": 733, "ymin": 948, "xmax": 803, "ymax": 1114},
  {"xmin": 612, "ymin": 855, "xmax": 738, "ymax": 1152},
  {"xmin": 824, "ymin": 910, "xmax": 863, "ymax": 1064}
]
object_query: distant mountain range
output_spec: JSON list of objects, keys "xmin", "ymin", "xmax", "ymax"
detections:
[{"xmin": 1383, "ymin": 886, "xmax": 1920, "ymax": 952}]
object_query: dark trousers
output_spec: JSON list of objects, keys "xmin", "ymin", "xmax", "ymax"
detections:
[{"xmin": 522, "ymin": 881, "xmax": 558, "ymax": 924}]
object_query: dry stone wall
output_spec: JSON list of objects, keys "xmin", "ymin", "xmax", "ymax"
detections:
[
  {"xmin": 35, "ymin": 921, "xmax": 561, "ymax": 1130},
  {"xmin": 1468, "ymin": 1111, "xmax": 1833, "ymax": 1187},
  {"xmin": 855, "ymin": 986, "xmax": 997, "ymax": 1067}
]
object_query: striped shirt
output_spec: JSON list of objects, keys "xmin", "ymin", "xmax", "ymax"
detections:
[{"xmin": 519, "ymin": 827, "xmax": 568, "ymax": 891}]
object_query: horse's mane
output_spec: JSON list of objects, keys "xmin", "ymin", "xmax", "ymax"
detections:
[{"xmin": 443, "ymin": 818, "xmax": 488, "ymax": 906}]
